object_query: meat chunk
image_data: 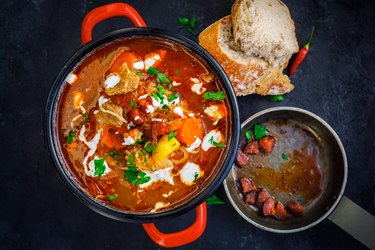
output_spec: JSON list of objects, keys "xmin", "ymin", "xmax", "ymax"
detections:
[
  {"xmin": 244, "ymin": 190, "xmax": 257, "ymax": 205},
  {"xmin": 97, "ymin": 100, "xmax": 126, "ymax": 126},
  {"xmin": 240, "ymin": 177, "xmax": 257, "ymax": 193},
  {"xmin": 263, "ymin": 197, "xmax": 276, "ymax": 216},
  {"xmin": 256, "ymin": 188, "xmax": 271, "ymax": 207},
  {"xmin": 244, "ymin": 141, "xmax": 260, "ymax": 154},
  {"xmin": 104, "ymin": 66, "xmax": 139, "ymax": 96},
  {"xmin": 274, "ymin": 201, "xmax": 288, "ymax": 220},
  {"xmin": 236, "ymin": 150, "xmax": 250, "ymax": 167},
  {"xmin": 286, "ymin": 200, "xmax": 304, "ymax": 216},
  {"xmin": 151, "ymin": 121, "xmax": 170, "ymax": 139},
  {"xmin": 127, "ymin": 108, "xmax": 145, "ymax": 125},
  {"xmin": 259, "ymin": 136, "xmax": 276, "ymax": 154}
]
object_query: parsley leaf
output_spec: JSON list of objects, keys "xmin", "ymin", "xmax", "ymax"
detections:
[
  {"xmin": 245, "ymin": 130, "xmax": 251, "ymax": 141},
  {"xmin": 167, "ymin": 93, "xmax": 179, "ymax": 102},
  {"xmin": 202, "ymin": 91, "xmax": 226, "ymax": 101},
  {"xmin": 124, "ymin": 166, "xmax": 151, "ymax": 185},
  {"xmin": 147, "ymin": 66, "xmax": 159, "ymax": 75},
  {"xmin": 108, "ymin": 195, "xmax": 116, "ymax": 201},
  {"xmin": 162, "ymin": 104, "xmax": 170, "ymax": 110},
  {"xmin": 175, "ymin": 70, "xmax": 180, "ymax": 75},
  {"xmin": 157, "ymin": 84, "xmax": 166, "ymax": 95},
  {"xmin": 178, "ymin": 17, "xmax": 198, "ymax": 36},
  {"xmin": 168, "ymin": 131, "xmax": 178, "ymax": 141},
  {"xmin": 144, "ymin": 142, "xmax": 157, "ymax": 153},
  {"xmin": 206, "ymin": 194, "xmax": 225, "ymax": 205},
  {"xmin": 282, "ymin": 153, "xmax": 288, "ymax": 160},
  {"xmin": 190, "ymin": 17, "xmax": 197, "ymax": 29},
  {"xmin": 178, "ymin": 17, "xmax": 189, "ymax": 28},
  {"xmin": 253, "ymin": 124, "xmax": 268, "ymax": 140},
  {"xmin": 265, "ymin": 95, "xmax": 284, "ymax": 102},
  {"xmin": 94, "ymin": 158, "xmax": 106, "ymax": 179},
  {"xmin": 130, "ymin": 100, "xmax": 137, "ymax": 108},
  {"xmin": 209, "ymin": 136, "xmax": 226, "ymax": 148},
  {"xmin": 157, "ymin": 73, "xmax": 170, "ymax": 84},
  {"xmin": 134, "ymin": 70, "xmax": 144, "ymax": 76},
  {"xmin": 128, "ymin": 155, "xmax": 135, "ymax": 163},
  {"xmin": 193, "ymin": 172, "xmax": 201, "ymax": 186},
  {"xmin": 108, "ymin": 151, "xmax": 119, "ymax": 159},
  {"xmin": 66, "ymin": 131, "xmax": 76, "ymax": 144}
]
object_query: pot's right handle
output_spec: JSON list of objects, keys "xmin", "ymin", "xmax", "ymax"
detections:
[
  {"xmin": 81, "ymin": 2, "xmax": 146, "ymax": 45},
  {"xmin": 328, "ymin": 196, "xmax": 375, "ymax": 249}
]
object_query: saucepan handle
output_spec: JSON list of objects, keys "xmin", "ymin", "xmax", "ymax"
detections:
[
  {"xmin": 142, "ymin": 202, "xmax": 207, "ymax": 248},
  {"xmin": 328, "ymin": 196, "xmax": 375, "ymax": 249},
  {"xmin": 81, "ymin": 2, "xmax": 147, "ymax": 45}
]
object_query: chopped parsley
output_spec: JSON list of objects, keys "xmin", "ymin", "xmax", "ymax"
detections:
[
  {"xmin": 253, "ymin": 124, "xmax": 268, "ymax": 140},
  {"xmin": 202, "ymin": 91, "xmax": 226, "ymax": 101},
  {"xmin": 108, "ymin": 151, "xmax": 119, "ymax": 159},
  {"xmin": 245, "ymin": 130, "xmax": 251, "ymax": 141},
  {"xmin": 134, "ymin": 70, "xmax": 144, "ymax": 76},
  {"xmin": 136, "ymin": 138, "xmax": 146, "ymax": 144},
  {"xmin": 144, "ymin": 142, "xmax": 157, "ymax": 153},
  {"xmin": 130, "ymin": 100, "xmax": 137, "ymax": 108},
  {"xmin": 175, "ymin": 69, "xmax": 180, "ymax": 75},
  {"xmin": 94, "ymin": 158, "xmax": 106, "ymax": 179},
  {"xmin": 209, "ymin": 136, "xmax": 226, "ymax": 148},
  {"xmin": 178, "ymin": 17, "xmax": 198, "ymax": 35},
  {"xmin": 157, "ymin": 84, "xmax": 166, "ymax": 95},
  {"xmin": 66, "ymin": 131, "xmax": 76, "ymax": 144},
  {"xmin": 128, "ymin": 155, "xmax": 135, "ymax": 163},
  {"xmin": 206, "ymin": 194, "xmax": 225, "ymax": 205},
  {"xmin": 265, "ymin": 95, "xmax": 284, "ymax": 102},
  {"xmin": 167, "ymin": 93, "xmax": 179, "ymax": 102},
  {"xmin": 168, "ymin": 131, "xmax": 178, "ymax": 141},
  {"xmin": 124, "ymin": 165, "xmax": 151, "ymax": 185},
  {"xmin": 147, "ymin": 66, "xmax": 170, "ymax": 84},
  {"xmin": 108, "ymin": 195, "xmax": 116, "ymax": 201},
  {"xmin": 162, "ymin": 104, "xmax": 170, "ymax": 110},
  {"xmin": 282, "ymin": 153, "xmax": 288, "ymax": 161},
  {"xmin": 193, "ymin": 172, "xmax": 201, "ymax": 186}
]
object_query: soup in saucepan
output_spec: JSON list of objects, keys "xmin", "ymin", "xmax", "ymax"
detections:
[{"xmin": 58, "ymin": 37, "xmax": 231, "ymax": 212}]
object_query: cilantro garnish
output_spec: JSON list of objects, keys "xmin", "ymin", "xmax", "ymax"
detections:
[
  {"xmin": 108, "ymin": 151, "xmax": 119, "ymax": 159},
  {"xmin": 209, "ymin": 136, "xmax": 226, "ymax": 148},
  {"xmin": 94, "ymin": 158, "xmax": 106, "ymax": 179},
  {"xmin": 178, "ymin": 17, "xmax": 198, "ymax": 35},
  {"xmin": 282, "ymin": 153, "xmax": 288, "ymax": 161},
  {"xmin": 66, "ymin": 131, "xmax": 76, "ymax": 144},
  {"xmin": 167, "ymin": 93, "xmax": 179, "ymax": 102},
  {"xmin": 128, "ymin": 155, "xmax": 135, "ymax": 163},
  {"xmin": 130, "ymin": 100, "xmax": 137, "ymax": 108},
  {"xmin": 202, "ymin": 91, "xmax": 226, "ymax": 101},
  {"xmin": 168, "ymin": 131, "xmax": 177, "ymax": 141},
  {"xmin": 144, "ymin": 142, "xmax": 157, "ymax": 153},
  {"xmin": 162, "ymin": 104, "xmax": 170, "ymax": 110},
  {"xmin": 265, "ymin": 95, "xmax": 284, "ymax": 102},
  {"xmin": 206, "ymin": 194, "xmax": 225, "ymax": 205},
  {"xmin": 134, "ymin": 70, "xmax": 144, "ymax": 76},
  {"xmin": 253, "ymin": 124, "xmax": 268, "ymax": 140},
  {"xmin": 193, "ymin": 172, "xmax": 201, "ymax": 186},
  {"xmin": 108, "ymin": 195, "xmax": 116, "ymax": 201},
  {"xmin": 124, "ymin": 166, "xmax": 151, "ymax": 185},
  {"xmin": 157, "ymin": 84, "xmax": 166, "ymax": 95},
  {"xmin": 147, "ymin": 66, "xmax": 170, "ymax": 84},
  {"xmin": 245, "ymin": 130, "xmax": 251, "ymax": 141},
  {"xmin": 175, "ymin": 70, "xmax": 180, "ymax": 75}
]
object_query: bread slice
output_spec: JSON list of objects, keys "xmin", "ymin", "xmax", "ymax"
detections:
[
  {"xmin": 198, "ymin": 16, "xmax": 293, "ymax": 96},
  {"xmin": 231, "ymin": 0, "xmax": 299, "ymax": 68}
]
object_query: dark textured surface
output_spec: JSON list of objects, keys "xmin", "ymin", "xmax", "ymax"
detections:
[{"xmin": 1, "ymin": 0, "xmax": 374, "ymax": 249}]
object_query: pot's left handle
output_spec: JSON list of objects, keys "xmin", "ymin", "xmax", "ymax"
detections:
[
  {"xmin": 81, "ymin": 2, "xmax": 146, "ymax": 45},
  {"xmin": 142, "ymin": 202, "xmax": 207, "ymax": 248}
]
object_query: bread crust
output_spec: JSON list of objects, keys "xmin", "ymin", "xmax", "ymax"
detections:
[{"xmin": 198, "ymin": 16, "xmax": 293, "ymax": 96}]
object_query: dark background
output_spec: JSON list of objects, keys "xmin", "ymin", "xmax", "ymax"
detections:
[{"xmin": 1, "ymin": 0, "xmax": 374, "ymax": 249}]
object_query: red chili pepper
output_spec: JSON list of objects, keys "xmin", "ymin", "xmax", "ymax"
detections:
[{"xmin": 289, "ymin": 26, "xmax": 315, "ymax": 76}]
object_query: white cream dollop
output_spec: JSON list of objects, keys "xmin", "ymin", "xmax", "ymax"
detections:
[
  {"xmin": 179, "ymin": 162, "xmax": 203, "ymax": 185},
  {"xmin": 104, "ymin": 74, "xmax": 121, "ymax": 88},
  {"xmin": 201, "ymin": 129, "xmax": 224, "ymax": 151}
]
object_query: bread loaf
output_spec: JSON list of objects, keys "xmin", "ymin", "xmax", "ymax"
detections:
[{"xmin": 199, "ymin": 16, "xmax": 294, "ymax": 96}]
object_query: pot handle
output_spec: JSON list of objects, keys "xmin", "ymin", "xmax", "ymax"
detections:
[
  {"xmin": 142, "ymin": 202, "xmax": 207, "ymax": 248},
  {"xmin": 328, "ymin": 196, "xmax": 375, "ymax": 249},
  {"xmin": 81, "ymin": 2, "xmax": 146, "ymax": 45}
]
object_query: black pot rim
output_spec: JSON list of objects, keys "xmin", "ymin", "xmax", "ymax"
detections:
[{"xmin": 45, "ymin": 27, "xmax": 240, "ymax": 223}]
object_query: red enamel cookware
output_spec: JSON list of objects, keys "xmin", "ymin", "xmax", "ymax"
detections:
[{"xmin": 45, "ymin": 3, "xmax": 240, "ymax": 248}]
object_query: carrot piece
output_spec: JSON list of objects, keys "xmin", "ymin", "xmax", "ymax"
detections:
[
  {"xmin": 144, "ymin": 49, "xmax": 167, "ymax": 69},
  {"xmin": 101, "ymin": 126, "xmax": 126, "ymax": 150},
  {"xmin": 110, "ymin": 52, "xmax": 143, "ymax": 72},
  {"xmin": 73, "ymin": 91, "xmax": 85, "ymax": 108},
  {"xmin": 175, "ymin": 117, "xmax": 204, "ymax": 145}
]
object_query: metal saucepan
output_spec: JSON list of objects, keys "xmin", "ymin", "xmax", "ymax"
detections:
[
  {"xmin": 224, "ymin": 107, "xmax": 375, "ymax": 249},
  {"xmin": 45, "ymin": 3, "xmax": 240, "ymax": 248}
]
